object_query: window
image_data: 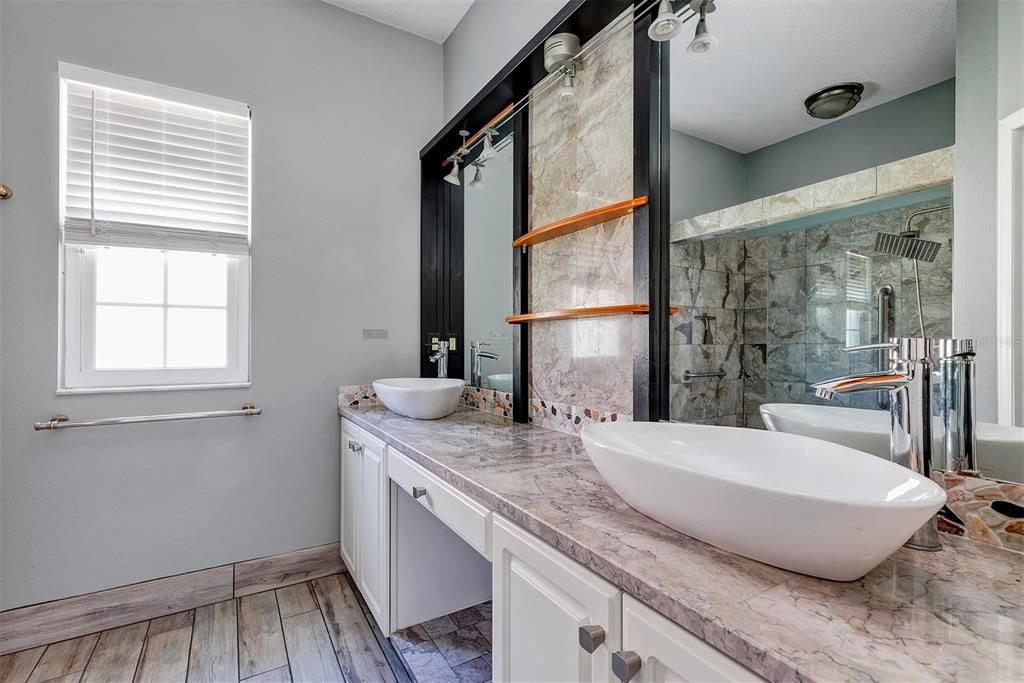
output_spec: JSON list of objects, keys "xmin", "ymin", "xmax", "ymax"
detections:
[{"xmin": 59, "ymin": 63, "xmax": 251, "ymax": 391}]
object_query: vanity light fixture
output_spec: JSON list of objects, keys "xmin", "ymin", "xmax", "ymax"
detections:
[
  {"xmin": 648, "ymin": 0, "xmax": 684, "ymax": 41},
  {"xmin": 480, "ymin": 130, "xmax": 498, "ymax": 161},
  {"xmin": 444, "ymin": 157, "xmax": 462, "ymax": 185},
  {"xmin": 469, "ymin": 161, "xmax": 484, "ymax": 187},
  {"xmin": 687, "ymin": 1, "xmax": 718, "ymax": 56}
]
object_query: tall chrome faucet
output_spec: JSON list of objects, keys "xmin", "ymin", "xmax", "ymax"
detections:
[
  {"xmin": 428, "ymin": 340, "xmax": 449, "ymax": 379},
  {"xmin": 470, "ymin": 341, "xmax": 500, "ymax": 388},
  {"xmin": 811, "ymin": 338, "xmax": 942, "ymax": 551}
]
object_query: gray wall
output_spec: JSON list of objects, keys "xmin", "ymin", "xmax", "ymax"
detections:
[
  {"xmin": 0, "ymin": 0, "xmax": 442, "ymax": 608},
  {"xmin": 744, "ymin": 79, "xmax": 956, "ymax": 199},
  {"xmin": 953, "ymin": 0, "xmax": 1023, "ymax": 422},
  {"xmin": 669, "ymin": 130, "xmax": 746, "ymax": 222},
  {"xmin": 442, "ymin": 0, "xmax": 564, "ymax": 120},
  {"xmin": 463, "ymin": 140, "xmax": 514, "ymax": 380}
]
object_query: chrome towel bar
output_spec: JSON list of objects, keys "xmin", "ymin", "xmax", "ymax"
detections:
[
  {"xmin": 683, "ymin": 369, "xmax": 726, "ymax": 381},
  {"xmin": 33, "ymin": 403, "xmax": 261, "ymax": 431}
]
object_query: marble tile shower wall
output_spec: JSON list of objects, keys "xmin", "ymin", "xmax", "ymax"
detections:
[{"xmin": 670, "ymin": 199, "xmax": 953, "ymax": 427}]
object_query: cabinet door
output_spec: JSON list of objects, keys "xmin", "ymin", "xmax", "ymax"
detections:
[
  {"xmin": 339, "ymin": 420, "xmax": 360, "ymax": 576},
  {"xmin": 356, "ymin": 430, "xmax": 390, "ymax": 633},
  {"xmin": 619, "ymin": 595, "xmax": 762, "ymax": 683},
  {"xmin": 492, "ymin": 516, "xmax": 620, "ymax": 683}
]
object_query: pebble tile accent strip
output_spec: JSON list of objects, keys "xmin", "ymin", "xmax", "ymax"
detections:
[
  {"xmin": 935, "ymin": 471, "xmax": 1024, "ymax": 554},
  {"xmin": 528, "ymin": 398, "xmax": 629, "ymax": 435}
]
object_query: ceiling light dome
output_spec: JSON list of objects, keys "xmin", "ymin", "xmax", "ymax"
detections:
[{"xmin": 804, "ymin": 82, "xmax": 864, "ymax": 119}]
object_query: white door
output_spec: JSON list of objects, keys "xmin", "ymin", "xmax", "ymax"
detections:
[
  {"xmin": 356, "ymin": 430, "xmax": 390, "ymax": 633},
  {"xmin": 339, "ymin": 420, "xmax": 360, "ymax": 575},
  {"xmin": 492, "ymin": 516, "xmax": 620, "ymax": 683},
  {"xmin": 618, "ymin": 595, "xmax": 762, "ymax": 683}
]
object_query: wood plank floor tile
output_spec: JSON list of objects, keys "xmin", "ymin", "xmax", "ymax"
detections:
[
  {"xmin": 238, "ymin": 592, "xmax": 287, "ymax": 679},
  {"xmin": 235, "ymin": 545, "xmax": 343, "ymax": 597},
  {"xmin": 240, "ymin": 665, "xmax": 291, "ymax": 683},
  {"xmin": 312, "ymin": 575, "xmax": 396, "ymax": 683},
  {"xmin": 280, "ymin": 612, "xmax": 343, "ymax": 683},
  {"xmin": 0, "ymin": 647, "xmax": 44, "ymax": 683},
  {"xmin": 0, "ymin": 567, "xmax": 232, "ymax": 657},
  {"xmin": 275, "ymin": 584, "xmax": 317, "ymax": 620},
  {"xmin": 26, "ymin": 635, "xmax": 98, "ymax": 683},
  {"xmin": 33, "ymin": 674, "xmax": 82, "ymax": 683},
  {"xmin": 80, "ymin": 623, "xmax": 149, "ymax": 683},
  {"xmin": 133, "ymin": 620, "xmax": 191, "ymax": 683},
  {"xmin": 187, "ymin": 600, "xmax": 238, "ymax": 683},
  {"xmin": 147, "ymin": 611, "xmax": 194, "ymax": 638}
]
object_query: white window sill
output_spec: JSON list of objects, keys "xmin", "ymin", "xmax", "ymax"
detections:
[{"xmin": 57, "ymin": 381, "xmax": 252, "ymax": 396}]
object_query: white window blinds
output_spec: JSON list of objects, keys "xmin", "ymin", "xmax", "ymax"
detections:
[{"xmin": 61, "ymin": 64, "xmax": 251, "ymax": 255}]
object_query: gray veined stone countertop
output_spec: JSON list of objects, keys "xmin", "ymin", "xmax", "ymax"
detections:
[{"xmin": 339, "ymin": 403, "xmax": 1024, "ymax": 683}]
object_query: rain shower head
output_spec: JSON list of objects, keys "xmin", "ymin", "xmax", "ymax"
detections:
[{"xmin": 873, "ymin": 232, "xmax": 942, "ymax": 263}]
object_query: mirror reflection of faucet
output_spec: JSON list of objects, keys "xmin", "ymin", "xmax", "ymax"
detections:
[
  {"xmin": 470, "ymin": 341, "xmax": 501, "ymax": 388},
  {"xmin": 811, "ymin": 336, "xmax": 978, "ymax": 552},
  {"xmin": 428, "ymin": 340, "xmax": 449, "ymax": 379}
]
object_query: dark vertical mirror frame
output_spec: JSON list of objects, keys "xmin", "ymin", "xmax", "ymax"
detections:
[{"xmin": 419, "ymin": 0, "xmax": 669, "ymax": 423}]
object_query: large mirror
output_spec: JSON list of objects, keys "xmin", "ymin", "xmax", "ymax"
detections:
[
  {"xmin": 663, "ymin": 2, "xmax": 1024, "ymax": 479},
  {"xmin": 463, "ymin": 131, "xmax": 515, "ymax": 393}
]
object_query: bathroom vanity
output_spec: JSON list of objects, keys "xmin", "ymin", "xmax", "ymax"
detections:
[{"xmin": 339, "ymin": 401, "xmax": 1023, "ymax": 683}]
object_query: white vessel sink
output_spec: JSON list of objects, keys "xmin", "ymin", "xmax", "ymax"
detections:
[
  {"xmin": 581, "ymin": 422, "xmax": 946, "ymax": 581},
  {"xmin": 486, "ymin": 373, "xmax": 512, "ymax": 393},
  {"xmin": 372, "ymin": 378, "xmax": 464, "ymax": 420},
  {"xmin": 760, "ymin": 403, "xmax": 1024, "ymax": 482}
]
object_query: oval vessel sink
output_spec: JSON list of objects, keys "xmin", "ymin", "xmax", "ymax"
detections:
[
  {"xmin": 372, "ymin": 378, "xmax": 464, "ymax": 420},
  {"xmin": 581, "ymin": 422, "xmax": 946, "ymax": 581},
  {"xmin": 760, "ymin": 403, "xmax": 1024, "ymax": 482},
  {"xmin": 486, "ymin": 373, "xmax": 513, "ymax": 393}
]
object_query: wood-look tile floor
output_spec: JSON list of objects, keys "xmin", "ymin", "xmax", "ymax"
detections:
[
  {"xmin": 391, "ymin": 604, "xmax": 491, "ymax": 683},
  {"xmin": 0, "ymin": 573, "xmax": 411, "ymax": 683}
]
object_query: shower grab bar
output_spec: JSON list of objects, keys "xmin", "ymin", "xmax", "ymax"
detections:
[
  {"xmin": 33, "ymin": 403, "xmax": 261, "ymax": 431},
  {"xmin": 683, "ymin": 369, "xmax": 726, "ymax": 381},
  {"xmin": 876, "ymin": 284, "xmax": 894, "ymax": 409}
]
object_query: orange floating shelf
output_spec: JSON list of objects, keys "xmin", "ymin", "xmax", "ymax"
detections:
[
  {"xmin": 512, "ymin": 196, "xmax": 649, "ymax": 249},
  {"xmin": 506, "ymin": 304, "xmax": 679, "ymax": 324}
]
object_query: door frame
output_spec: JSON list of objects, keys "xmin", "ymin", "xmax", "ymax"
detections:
[{"xmin": 997, "ymin": 105, "xmax": 1024, "ymax": 426}]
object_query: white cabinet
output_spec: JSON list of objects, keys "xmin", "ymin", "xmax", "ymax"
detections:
[
  {"xmin": 339, "ymin": 418, "xmax": 390, "ymax": 633},
  {"xmin": 492, "ymin": 516, "xmax": 621, "ymax": 683},
  {"xmin": 616, "ymin": 595, "xmax": 761, "ymax": 683}
]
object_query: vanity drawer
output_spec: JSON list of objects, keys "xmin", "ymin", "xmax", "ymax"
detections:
[{"xmin": 389, "ymin": 450, "xmax": 491, "ymax": 559}]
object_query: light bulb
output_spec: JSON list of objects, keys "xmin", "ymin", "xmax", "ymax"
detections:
[
  {"xmin": 558, "ymin": 72, "xmax": 576, "ymax": 104},
  {"xmin": 444, "ymin": 158, "xmax": 461, "ymax": 186},
  {"xmin": 648, "ymin": 0, "xmax": 682, "ymax": 41}
]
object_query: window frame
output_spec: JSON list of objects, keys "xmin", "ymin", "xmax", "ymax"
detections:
[
  {"xmin": 56, "ymin": 64, "xmax": 253, "ymax": 394},
  {"xmin": 60, "ymin": 246, "xmax": 252, "ymax": 394}
]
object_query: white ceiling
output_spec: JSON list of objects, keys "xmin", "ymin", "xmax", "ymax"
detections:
[
  {"xmin": 321, "ymin": 0, "xmax": 475, "ymax": 43},
  {"xmin": 671, "ymin": 0, "xmax": 956, "ymax": 153}
]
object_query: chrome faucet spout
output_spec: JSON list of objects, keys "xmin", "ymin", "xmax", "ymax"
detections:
[
  {"xmin": 812, "ymin": 337, "xmax": 942, "ymax": 552},
  {"xmin": 428, "ymin": 341, "xmax": 450, "ymax": 379}
]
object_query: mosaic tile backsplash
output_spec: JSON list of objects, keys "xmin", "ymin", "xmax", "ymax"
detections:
[{"xmin": 670, "ymin": 198, "xmax": 953, "ymax": 427}]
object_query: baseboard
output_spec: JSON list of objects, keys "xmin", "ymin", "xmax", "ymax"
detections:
[{"xmin": 0, "ymin": 542, "xmax": 344, "ymax": 656}]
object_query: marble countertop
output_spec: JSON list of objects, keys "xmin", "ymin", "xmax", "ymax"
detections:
[{"xmin": 339, "ymin": 404, "xmax": 1024, "ymax": 683}]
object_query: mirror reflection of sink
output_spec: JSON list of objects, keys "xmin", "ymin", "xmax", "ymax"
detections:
[
  {"xmin": 372, "ymin": 378, "xmax": 464, "ymax": 420},
  {"xmin": 486, "ymin": 373, "xmax": 512, "ymax": 393},
  {"xmin": 759, "ymin": 403, "xmax": 1024, "ymax": 482},
  {"xmin": 581, "ymin": 422, "xmax": 946, "ymax": 581}
]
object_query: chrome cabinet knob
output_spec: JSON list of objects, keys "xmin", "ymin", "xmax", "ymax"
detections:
[
  {"xmin": 412, "ymin": 486, "xmax": 427, "ymax": 499},
  {"xmin": 611, "ymin": 651, "xmax": 642, "ymax": 682},
  {"xmin": 578, "ymin": 625, "xmax": 605, "ymax": 654},
  {"xmin": 0, "ymin": 184, "xmax": 11, "ymax": 200}
]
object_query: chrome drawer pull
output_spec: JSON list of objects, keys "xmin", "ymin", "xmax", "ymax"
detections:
[
  {"xmin": 412, "ymin": 486, "xmax": 427, "ymax": 499},
  {"xmin": 578, "ymin": 625, "xmax": 606, "ymax": 654}
]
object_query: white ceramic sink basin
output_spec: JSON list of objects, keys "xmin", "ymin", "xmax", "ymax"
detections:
[
  {"xmin": 486, "ymin": 373, "xmax": 512, "ymax": 393},
  {"xmin": 581, "ymin": 422, "xmax": 946, "ymax": 581},
  {"xmin": 760, "ymin": 403, "xmax": 1024, "ymax": 482},
  {"xmin": 372, "ymin": 378, "xmax": 464, "ymax": 420}
]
